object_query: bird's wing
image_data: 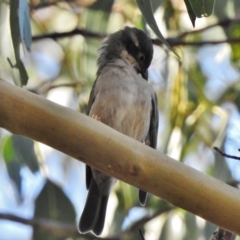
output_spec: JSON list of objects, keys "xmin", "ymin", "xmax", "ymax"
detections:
[
  {"xmin": 78, "ymin": 177, "xmax": 102, "ymax": 233},
  {"xmin": 86, "ymin": 80, "xmax": 97, "ymax": 115},
  {"xmin": 139, "ymin": 91, "xmax": 159, "ymax": 205},
  {"xmin": 85, "ymin": 79, "xmax": 98, "ymax": 189},
  {"xmin": 149, "ymin": 91, "xmax": 159, "ymax": 149},
  {"xmin": 85, "ymin": 165, "xmax": 92, "ymax": 190}
]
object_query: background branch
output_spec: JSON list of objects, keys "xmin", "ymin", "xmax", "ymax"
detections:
[
  {"xmin": 0, "ymin": 213, "xmax": 79, "ymax": 237},
  {"xmin": 0, "ymin": 207, "xmax": 173, "ymax": 240},
  {"xmin": 32, "ymin": 29, "xmax": 106, "ymax": 41},
  {"xmin": 32, "ymin": 18, "xmax": 240, "ymax": 47},
  {"xmin": 0, "ymin": 213, "xmax": 113, "ymax": 239},
  {"xmin": 178, "ymin": 18, "xmax": 240, "ymax": 39}
]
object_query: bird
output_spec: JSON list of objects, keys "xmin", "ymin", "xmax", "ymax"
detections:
[{"xmin": 78, "ymin": 26, "xmax": 159, "ymax": 236}]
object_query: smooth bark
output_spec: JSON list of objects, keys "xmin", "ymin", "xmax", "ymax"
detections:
[{"xmin": 0, "ymin": 79, "xmax": 240, "ymax": 234}]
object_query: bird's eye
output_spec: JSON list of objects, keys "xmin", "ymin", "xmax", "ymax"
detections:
[{"xmin": 138, "ymin": 54, "xmax": 145, "ymax": 62}]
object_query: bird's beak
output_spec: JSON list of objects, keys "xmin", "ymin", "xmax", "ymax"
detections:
[{"xmin": 141, "ymin": 70, "xmax": 148, "ymax": 80}]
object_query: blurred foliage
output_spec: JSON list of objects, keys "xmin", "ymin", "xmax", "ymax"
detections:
[
  {"xmin": 9, "ymin": 0, "xmax": 31, "ymax": 86},
  {"xmin": 0, "ymin": 0, "xmax": 240, "ymax": 239},
  {"xmin": 186, "ymin": 0, "xmax": 215, "ymax": 18},
  {"xmin": 136, "ymin": 0, "xmax": 174, "ymax": 52},
  {"xmin": 33, "ymin": 180, "xmax": 76, "ymax": 240},
  {"xmin": 1, "ymin": 135, "xmax": 39, "ymax": 197}
]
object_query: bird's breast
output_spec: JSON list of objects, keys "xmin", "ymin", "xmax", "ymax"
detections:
[{"xmin": 89, "ymin": 65, "xmax": 153, "ymax": 142}]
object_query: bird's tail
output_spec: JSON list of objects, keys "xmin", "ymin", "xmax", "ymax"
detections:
[
  {"xmin": 92, "ymin": 194, "xmax": 109, "ymax": 235},
  {"xmin": 139, "ymin": 189, "xmax": 148, "ymax": 206},
  {"xmin": 78, "ymin": 178, "xmax": 109, "ymax": 236}
]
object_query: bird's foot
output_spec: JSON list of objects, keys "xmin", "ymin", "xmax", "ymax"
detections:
[
  {"xmin": 143, "ymin": 140, "xmax": 150, "ymax": 146},
  {"xmin": 92, "ymin": 114, "xmax": 101, "ymax": 121}
]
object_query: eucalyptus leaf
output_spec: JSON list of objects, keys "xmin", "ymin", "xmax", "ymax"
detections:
[
  {"xmin": 9, "ymin": 0, "xmax": 29, "ymax": 86},
  {"xmin": 203, "ymin": 0, "xmax": 216, "ymax": 16},
  {"xmin": 19, "ymin": 0, "xmax": 32, "ymax": 51},
  {"xmin": 187, "ymin": 0, "xmax": 215, "ymax": 18},
  {"xmin": 151, "ymin": 0, "xmax": 164, "ymax": 12},
  {"xmin": 1, "ymin": 136, "xmax": 22, "ymax": 197},
  {"xmin": 184, "ymin": 0, "xmax": 196, "ymax": 27},
  {"xmin": 12, "ymin": 135, "xmax": 39, "ymax": 172},
  {"xmin": 89, "ymin": 0, "xmax": 114, "ymax": 12},
  {"xmin": 33, "ymin": 180, "xmax": 76, "ymax": 240},
  {"xmin": 234, "ymin": 0, "xmax": 240, "ymax": 15},
  {"xmin": 213, "ymin": 0, "xmax": 228, "ymax": 19},
  {"xmin": 1, "ymin": 135, "xmax": 39, "ymax": 172},
  {"xmin": 2, "ymin": 135, "xmax": 15, "ymax": 164},
  {"xmin": 135, "ymin": 0, "xmax": 173, "ymax": 52},
  {"xmin": 6, "ymin": 161, "xmax": 22, "ymax": 199}
]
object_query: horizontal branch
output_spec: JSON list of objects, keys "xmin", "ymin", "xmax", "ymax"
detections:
[{"xmin": 1, "ymin": 79, "xmax": 240, "ymax": 235}]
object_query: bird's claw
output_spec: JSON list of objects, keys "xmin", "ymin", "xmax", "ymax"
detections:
[
  {"xmin": 143, "ymin": 140, "xmax": 150, "ymax": 146},
  {"xmin": 92, "ymin": 114, "xmax": 101, "ymax": 121}
]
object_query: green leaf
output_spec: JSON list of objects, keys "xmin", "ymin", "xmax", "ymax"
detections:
[
  {"xmin": 89, "ymin": 0, "xmax": 114, "ymax": 12},
  {"xmin": 135, "ymin": 0, "xmax": 176, "ymax": 55},
  {"xmin": 9, "ymin": 0, "xmax": 29, "ymax": 86},
  {"xmin": 151, "ymin": 0, "xmax": 164, "ymax": 12},
  {"xmin": 1, "ymin": 135, "xmax": 39, "ymax": 172},
  {"xmin": 213, "ymin": 0, "xmax": 228, "ymax": 19},
  {"xmin": 188, "ymin": 0, "xmax": 215, "ymax": 18},
  {"xmin": 234, "ymin": 0, "xmax": 240, "ymax": 15},
  {"xmin": 1, "ymin": 136, "xmax": 22, "ymax": 197},
  {"xmin": 203, "ymin": 0, "xmax": 216, "ymax": 16},
  {"xmin": 19, "ymin": 0, "xmax": 32, "ymax": 51},
  {"xmin": 33, "ymin": 180, "xmax": 76, "ymax": 240},
  {"xmin": 184, "ymin": 0, "xmax": 196, "ymax": 27},
  {"xmin": 1, "ymin": 135, "xmax": 15, "ymax": 164},
  {"xmin": 6, "ymin": 161, "xmax": 22, "ymax": 198},
  {"xmin": 12, "ymin": 135, "xmax": 39, "ymax": 172},
  {"xmin": 1, "ymin": 134, "xmax": 39, "ymax": 196}
]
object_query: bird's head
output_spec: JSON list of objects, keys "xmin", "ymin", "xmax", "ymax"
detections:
[{"xmin": 97, "ymin": 27, "xmax": 153, "ymax": 80}]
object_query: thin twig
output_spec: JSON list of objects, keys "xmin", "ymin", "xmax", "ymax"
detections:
[
  {"xmin": 155, "ymin": 37, "xmax": 240, "ymax": 46},
  {"xmin": 0, "ymin": 213, "xmax": 79, "ymax": 237},
  {"xmin": 32, "ymin": 28, "xmax": 106, "ymax": 41},
  {"xmin": 179, "ymin": 18, "xmax": 240, "ymax": 39},
  {"xmin": 214, "ymin": 147, "xmax": 240, "ymax": 161}
]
